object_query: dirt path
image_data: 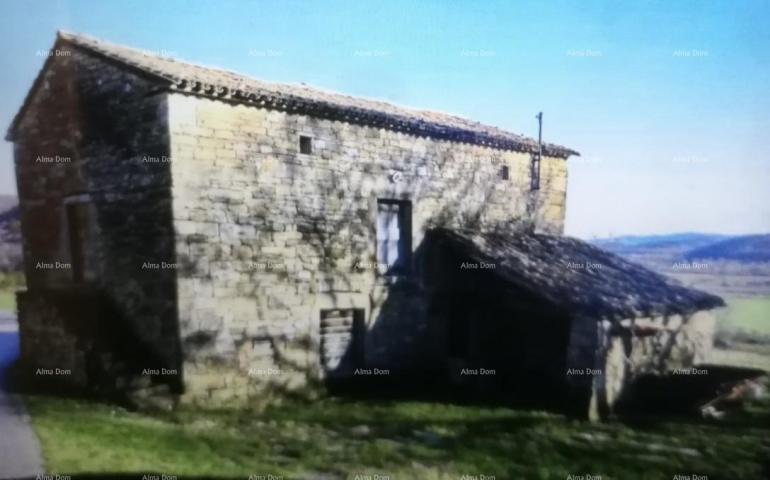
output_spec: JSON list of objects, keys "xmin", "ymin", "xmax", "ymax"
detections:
[{"xmin": 0, "ymin": 313, "xmax": 45, "ymax": 479}]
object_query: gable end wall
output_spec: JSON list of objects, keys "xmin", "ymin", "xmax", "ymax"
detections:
[{"xmin": 12, "ymin": 45, "xmax": 182, "ymax": 393}]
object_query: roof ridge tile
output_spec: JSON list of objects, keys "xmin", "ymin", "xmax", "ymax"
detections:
[{"xmin": 10, "ymin": 31, "xmax": 579, "ymax": 157}]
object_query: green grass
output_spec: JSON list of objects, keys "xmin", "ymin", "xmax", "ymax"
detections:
[
  {"xmin": 0, "ymin": 270, "xmax": 24, "ymax": 290},
  {"xmin": 24, "ymin": 389, "xmax": 770, "ymax": 480},
  {"xmin": 0, "ymin": 289, "xmax": 15, "ymax": 311},
  {"xmin": 717, "ymin": 296, "xmax": 770, "ymax": 335},
  {"xmin": 711, "ymin": 349, "xmax": 770, "ymax": 372},
  {"xmin": 0, "ymin": 271, "xmax": 23, "ymax": 311}
]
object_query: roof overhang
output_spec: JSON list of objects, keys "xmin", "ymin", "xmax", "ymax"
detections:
[
  {"xmin": 430, "ymin": 228, "xmax": 724, "ymax": 321},
  {"xmin": 7, "ymin": 31, "xmax": 580, "ymax": 159}
]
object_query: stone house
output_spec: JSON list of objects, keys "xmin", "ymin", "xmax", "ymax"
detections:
[{"xmin": 6, "ymin": 32, "xmax": 723, "ymax": 418}]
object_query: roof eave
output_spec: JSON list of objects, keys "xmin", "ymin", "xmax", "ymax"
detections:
[
  {"xmin": 6, "ymin": 31, "xmax": 175, "ymax": 142},
  {"xmin": 432, "ymin": 228, "xmax": 724, "ymax": 321},
  {"xmin": 8, "ymin": 31, "xmax": 581, "ymax": 159},
  {"xmin": 166, "ymin": 86, "xmax": 579, "ymax": 158}
]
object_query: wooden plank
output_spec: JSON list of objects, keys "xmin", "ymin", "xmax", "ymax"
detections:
[
  {"xmin": 321, "ymin": 309, "xmax": 353, "ymax": 319},
  {"xmin": 319, "ymin": 308, "xmax": 363, "ymax": 373},
  {"xmin": 321, "ymin": 341, "xmax": 351, "ymax": 353},
  {"xmin": 321, "ymin": 321, "xmax": 353, "ymax": 330},
  {"xmin": 321, "ymin": 334, "xmax": 353, "ymax": 344},
  {"xmin": 320, "ymin": 327, "xmax": 355, "ymax": 335},
  {"xmin": 321, "ymin": 315, "xmax": 354, "ymax": 323}
]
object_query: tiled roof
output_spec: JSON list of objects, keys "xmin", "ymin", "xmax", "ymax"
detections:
[
  {"xmin": 430, "ymin": 228, "xmax": 724, "ymax": 320},
  {"xmin": 8, "ymin": 31, "xmax": 578, "ymax": 157}
]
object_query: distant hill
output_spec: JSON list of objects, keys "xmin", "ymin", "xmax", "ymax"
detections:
[
  {"xmin": 590, "ymin": 232, "xmax": 770, "ymax": 296},
  {"xmin": 591, "ymin": 233, "xmax": 729, "ymax": 255},
  {"xmin": 684, "ymin": 234, "xmax": 770, "ymax": 263},
  {"xmin": 592, "ymin": 232, "xmax": 770, "ymax": 264},
  {"xmin": 592, "ymin": 232, "xmax": 770, "ymax": 261}
]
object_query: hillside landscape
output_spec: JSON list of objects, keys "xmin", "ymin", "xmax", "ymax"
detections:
[
  {"xmin": 592, "ymin": 233, "xmax": 770, "ymax": 297},
  {"xmin": 685, "ymin": 235, "xmax": 770, "ymax": 263},
  {"xmin": 592, "ymin": 232, "xmax": 770, "ymax": 371}
]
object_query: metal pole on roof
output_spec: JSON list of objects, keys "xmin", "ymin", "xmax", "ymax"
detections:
[
  {"xmin": 533, "ymin": 112, "xmax": 543, "ymax": 190},
  {"xmin": 537, "ymin": 112, "xmax": 543, "ymax": 148}
]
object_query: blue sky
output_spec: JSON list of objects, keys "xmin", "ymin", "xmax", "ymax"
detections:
[{"xmin": 0, "ymin": 0, "xmax": 768, "ymax": 238}]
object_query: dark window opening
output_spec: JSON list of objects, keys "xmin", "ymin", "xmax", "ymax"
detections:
[
  {"xmin": 530, "ymin": 153, "xmax": 541, "ymax": 190},
  {"xmin": 376, "ymin": 199, "xmax": 412, "ymax": 275},
  {"xmin": 66, "ymin": 203, "xmax": 90, "ymax": 283},
  {"xmin": 299, "ymin": 135, "xmax": 313, "ymax": 154},
  {"xmin": 499, "ymin": 165, "xmax": 509, "ymax": 180}
]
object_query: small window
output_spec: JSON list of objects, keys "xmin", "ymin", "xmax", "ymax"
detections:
[
  {"xmin": 530, "ymin": 153, "xmax": 541, "ymax": 190},
  {"xmin": 499, "ymin": 165, "xmax": 509, "ymax": 180},
  {"xmin": 299, "ymin": 135, "xmax": 312, "ymax": 154},
  {"xmin": 376, "ymin": 199, "xmax": 412, "ymax": 274}
]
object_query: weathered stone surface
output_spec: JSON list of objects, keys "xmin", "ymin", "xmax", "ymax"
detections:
[
  {"xmin": 12, "ymin": 45, "xmax": 182, "ymax": 397},
  {"xmin": 585, "ymin": 311, "xmax": 718, "ymax": 418},
  {"xmin": 165, "ymin": 94, "xmax": 570, "ymax": 403}
]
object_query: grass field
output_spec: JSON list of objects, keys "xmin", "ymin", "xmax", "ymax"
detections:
[
  {"xmin": 711, "ymin": 295, "xmax": 770, "ymax": 371},
  {"xmin": 0, "ymin": 289, "xmax": 15, "ymax": 311},
  {"xmin": 711, "ymin": 349, "xmax": 770, "ymax": 371},
  {"xmin": 25, "ymin": 389, "xmax": 770, "ymax": 480},
  {"xmin": 0, "ymin": 271, "xmax": 23, "ymax": 312},
  {"xmin": 717, "ymin": 296, "xmax": 770, "ymax": 335}
]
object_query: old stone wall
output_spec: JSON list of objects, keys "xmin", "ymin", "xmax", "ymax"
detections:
[
  {"xmin": 564, "ymin": 315, "xmax": 603, "ymax": 418},
  {"xmin": 166, "ymin": 93, "xmax": 569, "ymax": 403},
  {"xmin": 13, "ymin": 45, "xmax": 181, "ymax": 391},
  {"xmin": 14, "ymin": 49, "xmax": 88, "ymax": 289},
  {"xmin": 16, "ymin": 290, "xmax": 89, "ymax": 388},
  {"xmin": 13, "ymin": 46, "xmax": 571, "ymax": 404},
  {"xmin": 612, "ymin": 310, "xmax": 716, "ymax": 378},
  {"xmin": 567, "ymin": 311, "xmax": 717, "ymax": 419}
]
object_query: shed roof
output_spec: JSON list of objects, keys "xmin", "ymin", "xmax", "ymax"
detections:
[
  {"xmin": 430, "ymin": 228, "xmax": 724, "ymax": 320},
  {"xmin": 7, "ymin": 31, "xmax": 578, "ymax": 157}
]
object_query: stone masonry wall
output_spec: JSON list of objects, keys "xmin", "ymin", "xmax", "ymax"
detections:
[
  {"xmin": 166, "ymin": 93, "xmax": 569, "ymax": 404},
  {"xmin": 13, "ymin": 45, "xmax": 181, "ymax": 392},
  {"xmin": 608, "ymin": 310, "xmax": 717, "ymax": 387},
  {"xmin": 566, "ymin": 311, "xmax": 716, "ymax": 420}
]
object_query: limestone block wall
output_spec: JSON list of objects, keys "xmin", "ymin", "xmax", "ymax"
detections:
[
  {"xmin": 572, "ymin": 310, "xmax": 717, "ymax": 419},
  {"xmin": 14, "ymin": 48, "xmax": 89, "ymax": 290},
  {"xmin": 13, "ymin": 46, "xmax": 181, "ymax": 390},
  {"xmin": 564, "ymin": 315, "xmax": 602, "ymax": 418},
  {"xmin": 614, "ymin": 310, "xmax": 717, "ymax": 377},
  {"xmin": 16, "ymin": 290, "xmax": 89, "ymax": 388},
  {"xmin": 166, "ymin": 93, "xmax": 569, "ymax": 403}
]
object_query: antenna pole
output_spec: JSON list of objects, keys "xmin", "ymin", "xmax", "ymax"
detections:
[
  {"xmin": 537, "ymin": 112, "xmax": 543, "ymax": 150},
  {"xmin": 532, "ymin": 112, "xmax": 543, "ymax": 190}
]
